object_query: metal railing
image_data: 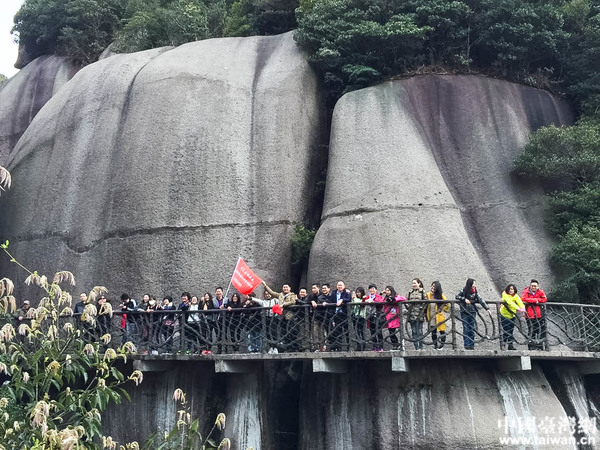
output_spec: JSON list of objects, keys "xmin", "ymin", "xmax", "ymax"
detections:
[{"xmin": 14, "ymin": 301, "xmax": 600, "ymax": 354}]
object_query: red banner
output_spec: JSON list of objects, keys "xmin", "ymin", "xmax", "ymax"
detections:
[{"xmin": 230, "ymin": 258, "xmax": 263, "ymax": 295}]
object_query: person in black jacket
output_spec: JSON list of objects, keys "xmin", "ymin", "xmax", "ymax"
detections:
[
  {"xmin": 159, "ymin": 296, "xmax": 176, "ymax": 354},
  {"xmin": 455, "ymin": 278, "xmax": 489, "ymax": 350},
  {"xmin": 328, "ymin": 281, "xmax": 352, "ymax": 351},
  {"xmin": 120, "ymin": 293, "xmax": 138, "ymax": 345}
]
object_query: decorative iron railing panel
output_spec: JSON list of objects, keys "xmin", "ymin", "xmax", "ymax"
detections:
[{"xmin": 20, "ymin": 301, "xmax": 600, "ymax": 354}]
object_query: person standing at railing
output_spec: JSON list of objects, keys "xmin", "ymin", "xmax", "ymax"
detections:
[
  {"xmin": 364, "ymin": 284, "xmax": 385, "ymax": 351},
  {"xmin": 263, "ymin": 282, "xmax": 297, "ymax": 353},
  {"xmin": 120, "ymin": 293, "xmax": 138, "ymax": 346},
  {"xmin": 226, "ymin": 293, "xmax": 245, "ymax": 352},
  {"xmin": 328, "ymin": 281, "xmax": 352, "ymax": 351},
  {"xmin": 159, "ymin": 296, "xmax": 176, "ymax": 354},
  {"xmin": 199, "ymin": 293, "xmax": 214, "ymax": 355},
  {"xmin": 499, "ymin": 284, "xmax": 525, "ymax": 350},
  {"xmin": 351, "ymin": 287, "xmax": 367, "ymax": 351},
  {"xmin": 311, "ymin": 284, "xmax": 333, "ymax": 352},
  {"xmin": 456, "ymin": 279, "xmax": 489, "ymax": 350},
  {"xmin": 406, "ymin": 278, "xmax": 427, "ymax": 350},
  {"xmin": 384, "ymin": 286, "xmax": 405, "ymax": 350},
  {"xmin": 137, "ymin": 294, "xmax": 152, "ymax": 353},
  {"xmin": 186, "ymin": 296, "xmax": 202, "ymax": 354},
  {"xmin": 212, "ymin": 287, "xmax": 229, "ymax": 354},
  {"xmin": 521, "ymin": 279, "xmax": 548, "ymax": 350},
  {"xmin": 145, "ymin": 297, "xmax": 161, "ymax": 355},
  {"xmin": 177, "ymin": 292, "xmax": 191, "ymax": 353},
  {"xmin": 294, "ymin": 288, "xmax": 310, "ymax": 352},
  {"xmin": 248, "ymin": 289, "xmax": 279, "ymax": 354},
  {"xmin": 426, "ymin": 281, "xmax": 449, "ymax": 349}
]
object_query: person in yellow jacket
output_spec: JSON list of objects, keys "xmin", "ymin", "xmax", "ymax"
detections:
[
  {"xmin": 426, "ymin": 281, "xmax": 450, "ymax": 349},
  {"xmin": 499, "ymin": 284, "xmax": 525, "ymax": 350}
]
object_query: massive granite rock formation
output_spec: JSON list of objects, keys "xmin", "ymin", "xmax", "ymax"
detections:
[
  {"xmin": 0, "ymin": 55, "xmax": 78, "ymax": 163},
  {"xmin": 308, "ymin": 75, "xmax": 573, "ymax": 297},
  {"xmin": 0, "ymin": 32, "xmax": 324, "ymax": 296},
  {"xmin": 103, "ymin": 359, "xmax": 600, "ymax": 449}
]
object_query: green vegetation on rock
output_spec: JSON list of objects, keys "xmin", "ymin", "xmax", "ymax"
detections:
[
  {"xmin": 515, "ymin": 117, "xmax": 600, "ymax": 303},
  {"xmin": 12, "ymin": 0, "xmax": 299, "ymax": 64}
]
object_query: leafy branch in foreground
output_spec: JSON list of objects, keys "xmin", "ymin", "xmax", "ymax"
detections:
[
  {"xmin": 0, "ymin": 243, "xmax": 142, "ymax": 449},
  {"xmin": 146, "ymin": 388, "xmax": 230, "ymax": 450}
]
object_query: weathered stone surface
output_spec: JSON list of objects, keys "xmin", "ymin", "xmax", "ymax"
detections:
[
  {"xmin": 0, "ymin": 55, "xmax": 78, "ymax": 163},
  {"xmin": 308, "ymin": 75, "xmax": 573, "ymax": 298},
  {"xmin": 299, "ymin": 360, "xmax": 582, "ymax": 449},
  {"xmin": 104, "ymin": 359, "xmax": 598, "ymax": 449},
  {"xmin": 0, "ymin": 32, "xmax": 324, "ymax": 297}
]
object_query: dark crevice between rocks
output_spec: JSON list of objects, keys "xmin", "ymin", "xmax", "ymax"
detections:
[
  {"xmin": 321, "ymin": 202, "xmax": 461, "ymax": 221},
  {"xmin": 541, "ymin": 362, "xmax": 595, "ymax": 450},
  {"xmin": 265, "ymin": 360, "xmax": 302, "ymax": 450},
  {"xmin": 12, "ymin": 219, "xmax": 296, "ymax": 254}
]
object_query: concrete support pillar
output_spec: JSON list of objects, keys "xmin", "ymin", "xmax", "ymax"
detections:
[
  {"xmin": 133, "ymin": 360, "xmax": 174, "ymax": 372},
  {"xmin": 215, "ymin": 360, "xmax": 257, "ymax": 373},
  {"xmin": 391, "ymin": 357, "xmax": 410, "ymax": 372},
  {"xmin": 497, "ymin": 356, "xmax": 531, "ymax": 372},
  {"xmin": 312, "ymin": 359, "xmax": 348, "ymax": 373}
]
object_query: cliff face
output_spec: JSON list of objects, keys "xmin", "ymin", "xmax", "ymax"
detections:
[
  {"xmin": 0, "ymin": 30, "xmax": 596, "ymax": 450},
  {"xmin": 0, "ymin": 55, "xmax": 78, "ymax": 164},
  {"xmin": 307, "ymin": 75, "xmax": 573, "ymax": 298},
  {"xmin": 103, "ymin": 360, "xmax": 600, "ymax": 450},
  {"xmin": 0, "ymin": 32, "xmax": 325, "ymax": 295}
]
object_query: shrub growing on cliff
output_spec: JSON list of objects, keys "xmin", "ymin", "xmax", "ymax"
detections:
[
  {"xmin": 13, "ymin": 0, "xmax": 123, "ymax": 65},
  {"xmin": 290, "ymin": 224, "xmax": 316, "ymax": 273},
  {"xmin": 113, "ymin": 0, "xmax": 214, "ymax": 53},
  {"xmin": 294, "ymin": 0, "xmax": 430, "ymax": 101},
  {"xmin": 514, "ymin": 117, "xmax": 600, "ymax": 303},
  {"xmin": 295, "ymin": 0, "xmax": 575, "ymax": 100}
]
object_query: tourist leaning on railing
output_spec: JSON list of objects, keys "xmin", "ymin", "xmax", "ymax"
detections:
[
  {"xmin": 159, "ymin": 296, "xmax": 176, "ymax": 354},
  {"xmin": 499, "ymin": 284, "xmax": 525, "ymax": 350},
  {"xmin": 522, "ymin": 279, "xmax": 547, "ymax": 350},
  {"xmin": 383, "ymin": 286, "xmax": 404, "ymax": 350},
  {"xmin": 199, "ymin": 293, "xmax": 214, "ymax": 355},
  {"xmin": 455, "ymin": 278, "xmax": 489, "ymax": 350},
  {"xmin": 263, "ymin": 282, "xmax": 298, "ymax": 352},
  {"xmin": 426, "ymin": 281, "xmax": 449, "ymax": 349},
  {"xmin": 365, "ymin": 284, "xmax": 385, "ymax": 352},
  {"xmin": 226, "ymin": 293, "xmax": 245, "ymax": 353},
  {"xmin": 351, "ymin": 287, "xmax": 367, "ymax": 351},
  {"xmin": 248, "ymin": 289, "xmax": 279, "ymax": 354}
]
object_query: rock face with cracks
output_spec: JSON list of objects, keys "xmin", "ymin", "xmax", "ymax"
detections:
[
  {"xmin": 102, "ymin": 359, "xmax": 600, "ymax": 450},
  {"xmin": 307, "ymin": 75, "xmax": 573, "ymax": 298},
  {"xmin": 0, "ymin": 32, "xmax": 324, "ymax": 296}
]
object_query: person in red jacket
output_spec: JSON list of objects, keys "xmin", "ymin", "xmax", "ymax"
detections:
[{"xmin": 521, "ymin": 279, "xmax": 548, "ymax": 350}]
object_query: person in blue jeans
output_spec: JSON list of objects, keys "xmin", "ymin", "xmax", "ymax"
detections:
[{"xmin": 455, "ymin": 278, "xmax": 489, "ymax": 349}]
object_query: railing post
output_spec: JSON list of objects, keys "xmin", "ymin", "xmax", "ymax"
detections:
[
  {"xmin": 496, "ymin": 302, "xmax": 504, "ymax": 350},
  {"xmin": 580, "ymin": 305, "xmax": 589, "ymax": 352},
  {"xmin": 180, "ymin": 310, "xmax": 186, "ymax": 354},
  {"xmin": 451, "ymin": 302, "xmax": 457, "ymax": 350},
  {"xmin": 398, "ymin": 300, "xmax": 404, "ymax": 351}
]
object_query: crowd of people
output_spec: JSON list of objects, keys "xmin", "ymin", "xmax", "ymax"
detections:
[{"xmin": 13, "ymin": 277, "xmax": 549, "ymax": 354}]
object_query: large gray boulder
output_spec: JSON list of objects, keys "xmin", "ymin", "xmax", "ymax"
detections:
[
  {"xmin": 308, "ymin": 75, "xmax": 573, "ymax": 298},
  {"xmin": 0, "ymin": 32, "xmax": 324, "ymax": 297},
  {"xmin": 0, "ymin": 55, "xmax": 78, "ymax": 163}
]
